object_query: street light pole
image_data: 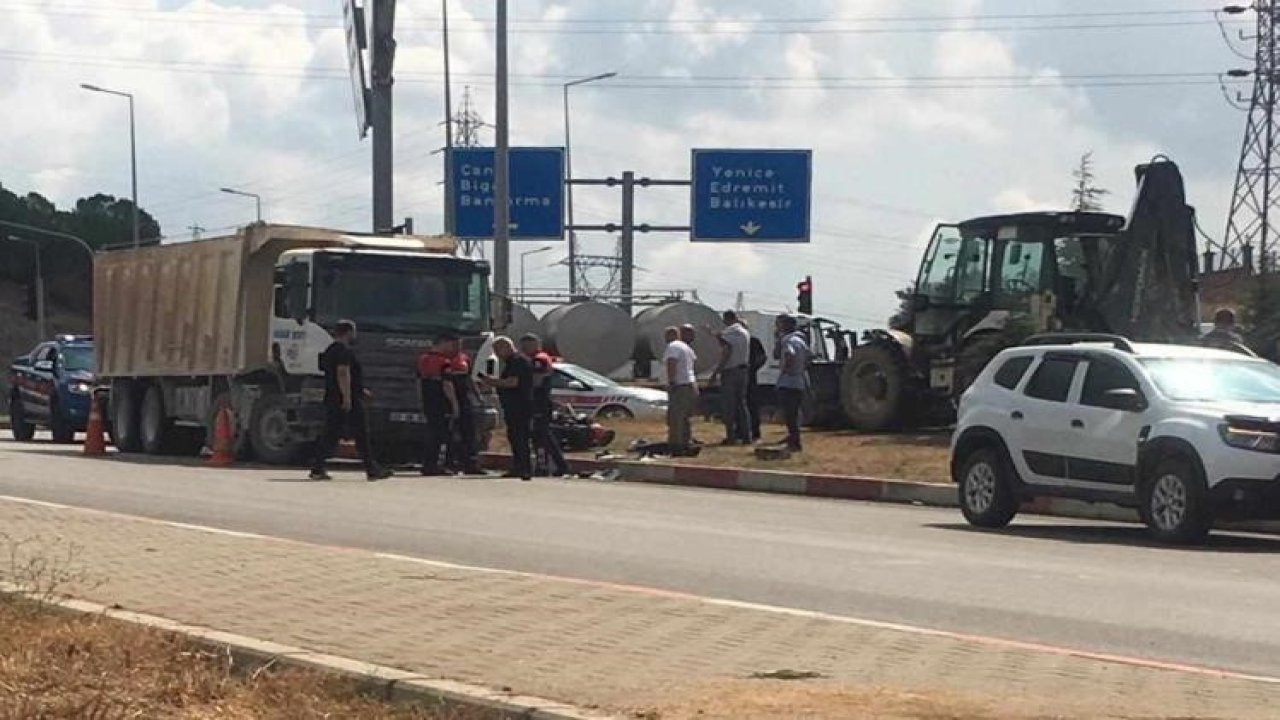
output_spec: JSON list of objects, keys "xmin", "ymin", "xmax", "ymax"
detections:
[
  {"xmin": 493, "ymin": 0, "xmax": 510, "ymax": 299},
  {"xmin": 80, "ymin": 83, "xmax": 139, "ymax": 248},
  {"xmin": 563, "ymin": 71, "xmax": 616, "ymax": 296},
  {"xmin": 519, "ymin": 245, "xmax": 553, "ymax": 302},
  {"xmin": 220, "ymin": 187, "xmax": 263, "ymax": 222}
]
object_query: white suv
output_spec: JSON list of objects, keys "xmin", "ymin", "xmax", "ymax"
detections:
[{"xmin": 951, "ymin": 334, "xmax": 1280, "ymax": 544}]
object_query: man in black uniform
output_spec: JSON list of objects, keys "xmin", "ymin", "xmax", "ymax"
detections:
[
  {"xmin": 479, "ymin": 336, "xmax": 534, "ymax": 480},
  {"xmin": 520, "ymin": 333, "xmax": 569, "ymax": 477},
  {"xmin": 309, "ymin": 320, "xmax": 392, "ymax": 481}
]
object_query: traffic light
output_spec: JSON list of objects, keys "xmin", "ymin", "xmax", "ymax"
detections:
[
  {"xmin": 23, "ymin": 283, "xmax": 37, "ymax": 321},
  {"xmin": 796, "ymin": 276, "xmax": 813, "ymax": 315}
]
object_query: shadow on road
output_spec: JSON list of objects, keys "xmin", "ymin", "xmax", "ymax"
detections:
[{"xmin": 928, "ymin": 522, "xmax": 1280, "ymax": 553}]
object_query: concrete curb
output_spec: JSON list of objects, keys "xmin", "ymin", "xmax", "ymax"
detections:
[
  {"xmin": 480, "ymin": 453, "xmax": 1280, "ymax": 536},
  {"xmin": 1, "ymin": 583, "xmax": 615, "ymax": 720}
]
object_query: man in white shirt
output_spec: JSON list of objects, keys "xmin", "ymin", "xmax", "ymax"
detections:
[
  {"xmin": 663, "ymin": 325, "xmax": 698, "ymax": 452},
  {"xmin": 714, "ymin": 310, "xmax": 753, "ymax": 445}
]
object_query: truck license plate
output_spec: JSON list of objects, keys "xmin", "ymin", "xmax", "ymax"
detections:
[{"xmin": 389, "ymin": 412, "xmax": 426, "ymax": 424}]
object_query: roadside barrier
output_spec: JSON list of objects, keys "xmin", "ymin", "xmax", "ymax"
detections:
[
  {"xmin": 83, "ymin": 393, "xmax": 107, "ymax": 457},
  {"xmin": 208, "ymin": 406, "xmax": 235, "ymax": 467}
]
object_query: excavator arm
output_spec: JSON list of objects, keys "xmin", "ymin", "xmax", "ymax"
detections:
[{"xmin": 1085, "ymin": 158, "xmax": 1200, "ymax": 342}]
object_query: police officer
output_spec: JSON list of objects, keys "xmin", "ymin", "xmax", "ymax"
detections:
[
  {"xmin": 442, "ymin": 339, "xmax": 483, "ymax": 475},
  {"xmin": 520, "ymin": 333, "xmax": 569, "ymax": 478},
  {"xmin": 417, "ymin": 333, "xmax": 457, "ymax": 476},
  {"xmin": 309, "ymin": 320, "xmax": 392, "ymax": 481}
]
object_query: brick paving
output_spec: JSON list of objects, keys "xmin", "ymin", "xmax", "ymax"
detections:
[{"xmin": 2, "ymin": 497, "xmax": 1277, "ymax": 719}]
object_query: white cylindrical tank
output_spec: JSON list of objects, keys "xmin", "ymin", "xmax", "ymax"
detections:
[
  {"xmin": 633, "ymin": 301, "xmax": 724, "ymax": 375},
  {"xmin": 500, "ymin": 302, "xmax": 541, "ymax": 342},
  {"xmin": 542, "ymin": 302, "xmax": 636, "ymax": 374}
]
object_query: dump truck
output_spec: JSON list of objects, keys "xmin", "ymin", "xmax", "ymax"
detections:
[
  {"xmin": 833, "ymin": 157, "xmax": 1201, "ymax": 430},
  {"xmin": 94, "ymin": 224, "xmax": 495, "ymax": 464}
]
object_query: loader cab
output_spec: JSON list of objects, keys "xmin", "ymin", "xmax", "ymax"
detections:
[{"xmin": 910, "ymin": 212, "xmax": 1124, "ymax": 342}]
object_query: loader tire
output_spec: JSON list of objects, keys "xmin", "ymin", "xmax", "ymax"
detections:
[{"xmin": 841, "ymin": 344, "xmax": 906, "ymax": 431}]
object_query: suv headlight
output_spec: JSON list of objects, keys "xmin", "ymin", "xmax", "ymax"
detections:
[
  {"xmin": 69, "ymin": 382, "xmax": 93, "ymax": 395},
  {"xmin": 1219, "ymin": 424, "xmax": 1280, "ymax": 453}
]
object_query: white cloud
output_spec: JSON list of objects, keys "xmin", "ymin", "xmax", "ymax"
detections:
[{"xmin": 0, "ymin": 0, "xmax": 1247, "ymax": 328}]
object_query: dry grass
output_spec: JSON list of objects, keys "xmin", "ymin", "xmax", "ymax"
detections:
[
  {"xmin": 0, "ymin": 534, "xmax": 490, "ymax": 720},
  {"xmin": 0, "ymin": 597, "xmax": 495, "ymax": 720},
  {"xmin": 495, "ymin": 417, "xmax": 952, "ymax": 483}
]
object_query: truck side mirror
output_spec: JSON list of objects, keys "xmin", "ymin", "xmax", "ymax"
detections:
[
  {"xmin": 911, "ymin": 293, "xmax": 931, "ymax": 312},
  {"xmin": 34, "ymin": 360, "xmax": 54, "ymax": 373}
]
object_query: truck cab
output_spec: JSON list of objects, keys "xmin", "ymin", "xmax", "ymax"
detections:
[
  {"xmin": 263, "ymin": 245, "xmax": 496, "ymax": 464},
  {"xmin": 7, "ymin": 334, "xmax": 96, "ymax": 443}
]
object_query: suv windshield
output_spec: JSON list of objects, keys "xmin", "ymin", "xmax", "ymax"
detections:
[
  {"xmin": 1141, "ymin": 358, "xmax": 1280, "ymax": 404},
  {"xmin": 60, "ymin": 346, "xmax": 94, "ymax": 372},
  {"xmin": 313, "ymin": 253, "xmax": 489, "ymax": 335}
]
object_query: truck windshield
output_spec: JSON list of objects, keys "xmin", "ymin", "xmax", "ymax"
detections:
[
  {"xmin": 313, "ymin": 253, "xmax": 490, "ymax": 336},
  {"xmin": 60, "ymin": 346, "xmax": 94, "ymax": 372}
]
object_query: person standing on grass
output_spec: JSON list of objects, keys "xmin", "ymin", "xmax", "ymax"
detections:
[
  {"xmin": 479, "ymin": 337, "xmax": 535, "ymax": 481},
  {"xmin": 664, "ymin": 326, "xmax": 698, "ymax": 453},
  {"xmin": 746, "ymin": 334, "xmax": 768, "ymax": 443},
  {"xmin": 309, "ymin": 320, "xmax": 392, "ymax": 482},
  {"xmin": 774, "ymin": 314, "xmax": 810, "ymax": 452},
  {"xmin": 520, "ymin": 333, "xmax": 570, "ymax": 478},
  {"xmin": 1200, "ymin": 307, "xmax": 1254, "ymax": 356},
  {"xmin": 713, "ymin": 310, "xmax": 753, "ymax": 446}
]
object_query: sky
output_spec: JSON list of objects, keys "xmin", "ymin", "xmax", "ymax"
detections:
[{"xmin": 0, "ymin": 0, "xmax": 1256, "ymax": 329}]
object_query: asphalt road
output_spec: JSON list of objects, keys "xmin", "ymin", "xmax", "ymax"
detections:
[{"xmin": 3, "ymin": 437, "xmax": 1280, "ymax": 679}]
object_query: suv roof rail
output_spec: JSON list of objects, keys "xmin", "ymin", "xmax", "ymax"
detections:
[{"xmin": 1022, "ymin": 333, "xmax": 1136, "ymax": 353}]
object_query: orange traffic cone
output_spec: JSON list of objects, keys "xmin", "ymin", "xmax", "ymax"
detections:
[
  {"xmin": 83, "ymin": 393, "xmax": 107, "ymax": 457},
  {"xmin": 208, "ymin": 406, "xmax": 235, "ymax": 467}
]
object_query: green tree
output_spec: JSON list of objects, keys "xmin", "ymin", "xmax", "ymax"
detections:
[
  {"xmin": 1070, "ymin": 151, "xmax": 1110, "ymax": 212},
  {"xmin": 888, "ymin": 285, "xmax": 914, "ymax": 330}
]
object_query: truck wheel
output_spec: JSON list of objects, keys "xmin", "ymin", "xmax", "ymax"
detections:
[
  {"xmin": 249, "ymin": 393, "xmax": 299, "ymax": 465},
  {"xmin": 9, "ymin": 394, "xmax": 36, "ymax": 441},
  {"xmin": 841, "ymin": 344, "xmax": 906, "ymax": 431},
  {"xmin": 140, "ymin": 384, "xmax": 175, "ymax": 455},
  {"xmin": 1141, "ymin": 456, "xmax": 1212, "ymax": 545},
  {"xmin": 110, "ymin": 381, "xmax": 142, "ymax": 453},
  {"xmin": 958, "ymin": 447, "xmax": 1018, "ymax": 529},
  {"xmin": 49, "ymin": 400, "xmax": 75, "ymax": 444}
]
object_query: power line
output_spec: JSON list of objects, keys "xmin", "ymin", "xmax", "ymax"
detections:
[
  {"xmin": 0, "ymin": 50, "xmax": 1243, "ymax": 92},
  {"xmin": 1, "ymin": 4, "xmax": 1240, "ymax": 35}
]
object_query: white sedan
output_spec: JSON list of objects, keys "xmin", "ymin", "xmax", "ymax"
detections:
[{"xmin": 550, "ymin": 362, "xmax": 668, "ymax": 419}]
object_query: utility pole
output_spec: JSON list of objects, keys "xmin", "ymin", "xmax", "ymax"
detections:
[
  {"xmin": 1219, "ymin": 2, "xmax": 1280, "ymax": 274},
  {"xmin": 187, "ymin": 224, "xmax": 206, "ymax": 240},
  {"xmin": 441, "ymin": 0, "xmax": 455, "ymax": 237},
  {"xmin": 619, "ymin": 171, "xmax": 636, "ymax": 314},
  {"xmin": 492, "ymin": 0, "xmax": 511, "ymax": 298},
  {"xmin": 369, "ymin": 0, "xmax": 397, "ymax": 232}
]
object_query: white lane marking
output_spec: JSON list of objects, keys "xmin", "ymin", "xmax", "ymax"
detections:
[{"xmin": 2, "ymin": 493, "xmax": 1279, "ymax": 686}]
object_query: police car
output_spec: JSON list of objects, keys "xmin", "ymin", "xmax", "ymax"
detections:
[
  {"xmin": 550, "ymin": 362, "xmax": 667, "ymax": 420},
  {"xmin": 7, "ymin": 335, "xmax": 96, "ymax": 443}
]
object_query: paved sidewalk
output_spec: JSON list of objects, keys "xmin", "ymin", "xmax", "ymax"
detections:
[{"xmin": 2, "ymin": 497, "xmax": 1278, "ymax": 719}]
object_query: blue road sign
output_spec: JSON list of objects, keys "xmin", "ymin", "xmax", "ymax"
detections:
[
  {"xmin": 691, "ymin": 149, "xmax": 812, "ymax": 243},
  {"xmin": 450, "ymin": 147, "xmax": 564, "ymax": 240}
]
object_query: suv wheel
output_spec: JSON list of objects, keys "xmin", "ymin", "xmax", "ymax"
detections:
[
  {"xmin": 1141, "ymin": 456, "xmax": 1212, "ymax": 545},
  {"xmin": 958, "ymin": 447, "xmax": 1018, "ymax": 529},
  {"xmin": 9, "ymin": 394, "xmax": 36, "ymax": 441},
  {"xmin": 49, "ymin": 400, "xmax": 75, "ymax": 444}
]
